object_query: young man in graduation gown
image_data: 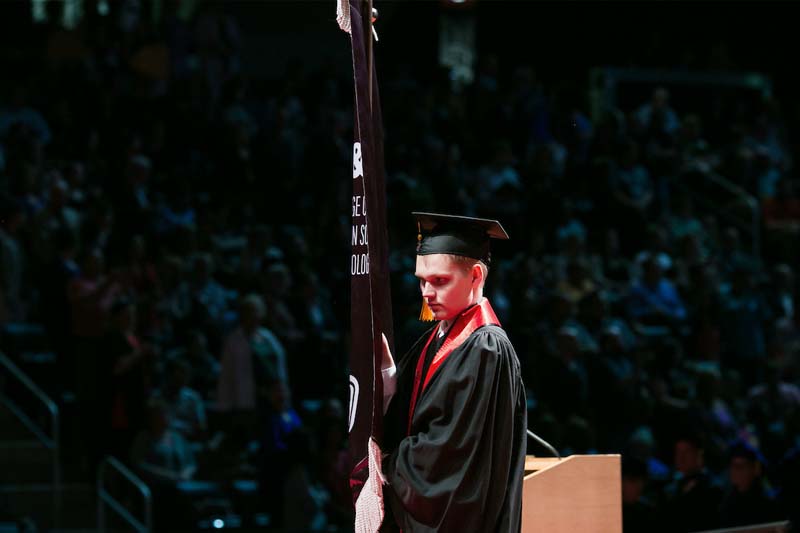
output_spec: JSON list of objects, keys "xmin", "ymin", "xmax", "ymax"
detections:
[{"xmin": 379, "ymin": 212, "xmax": 528, "ymax": 532}]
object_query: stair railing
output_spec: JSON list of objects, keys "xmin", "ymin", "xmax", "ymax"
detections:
[
  {"xmin": 97, "ymin": 455, "xmax": 152, "ymax": 532},
  {"xmin": 0, "ymin": 351, "xmax": 61, "ymax": 527}
]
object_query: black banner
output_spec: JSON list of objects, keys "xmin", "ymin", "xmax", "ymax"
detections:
[{"xmin": 346, "ymin": 0, "xmax": 394, "ymax": 499}]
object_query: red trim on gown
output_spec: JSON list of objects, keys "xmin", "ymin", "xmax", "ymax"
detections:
[{"xmin": 406, "ymin": 298, "xmax": 500, "ymax": 435}]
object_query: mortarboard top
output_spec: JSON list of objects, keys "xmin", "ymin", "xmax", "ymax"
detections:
[{"xmin": 413, "ymin": 212, "xmax": 509, "ymax": 264}]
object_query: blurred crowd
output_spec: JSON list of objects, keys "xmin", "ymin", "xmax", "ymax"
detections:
[
  {"xmin": 382, "ymin": 59, "xmax": 800, "ymax": 531},
  {"xmin": 1, "ymin": 1, "xmax": 799, "ymax": 531}
]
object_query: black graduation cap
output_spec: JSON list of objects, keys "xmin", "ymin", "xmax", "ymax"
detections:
[{"xmin": 413, "ymin": 212, "xmax": 509, "ymax": 265}]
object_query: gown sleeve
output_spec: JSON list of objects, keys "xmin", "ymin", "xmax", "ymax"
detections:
[{"xmin": 382, "ymin": 328, "xmax": 521, "ymax": 532}]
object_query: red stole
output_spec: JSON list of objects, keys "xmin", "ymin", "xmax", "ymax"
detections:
[{"xmin": 406, "ymin": 298, "xmax": 500, "ymax": 435}]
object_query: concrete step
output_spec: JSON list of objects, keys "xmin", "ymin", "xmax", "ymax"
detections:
[
  {"xmin": 15, "ymin": 352, "xmax": 60, "ymax": 397},
  {"xmin": 0, "ymin": 441, "xmax": 55, "ymax": 484},
  {"xmin": 0, "ymin": 399, "xmax": 34, "ymax": 442},
  {"xmin": 0, "ymin": 482, "xmax": 95, "ymax": 531}
]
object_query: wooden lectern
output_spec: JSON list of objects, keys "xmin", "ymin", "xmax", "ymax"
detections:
[{"xmin": 522, "ymin": 455, "xmax": 622, "ymax": 533}]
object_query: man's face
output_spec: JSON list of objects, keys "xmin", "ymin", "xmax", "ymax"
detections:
[
  {"xmin": 674, "ymin": 440, "xmax": 703, "ymax": 475},
  {"xmin": 415, "ymin": 254, "xmax": 476, "ymax": 323},
  {"xmin": 622, "ymin": 477, "xmax": 645, "ymax": 504},
  {"xmin": 241, "ymin": 302, "xmax": 263, "ymax": 331},
  {"xmin": 729, "ymin": 457, "xmax": 759, "ymax": 492}
]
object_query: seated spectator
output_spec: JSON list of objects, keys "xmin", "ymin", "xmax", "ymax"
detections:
[
  {"xmin": 537, "ymin": 326, "xmax": 590, "ymax": 418},
  {"xmin": 672, "ymin": 233, "xmax": 706, "ymax": 287},
  {"xmin": 486, "ymin": 263, "xmax": 514, "ymax": 324},
  {"xmin": 718, "ymin": 264, "xmax": 771, "ymax": 385},
  {"xmin": 746, "ymin": 362, "xmax": 800, "ymax": 436},
  {"xmin": 578, "ymin": 290, "xmax": 637, "ymax": 351},
  {"xmin": 598, "ymin": 229, "xmax": 632, "ymax": 293},
  {"xmin": 291, "ymin": 271, "xmax": 341, "ymax": 397},
  {"xmin": 71, "ymin": 250, "xmax": 123, "ymax": 469},
  {"xmin": 217, "ymin": 293, "xmax": 288, "ymax": 447},
  {"xmin": 0, "ymin": 82, "xmax": 52, "ymax": 146},
  {"xmin": 643, "ymin": 109, "xmax": 680, "ymax": 202},
  {"xmin": 282, "ymin": 428, "xmax": 330, "ymax": 532},
  {"xmin": 590, "ymin": 327, "xmax": 642, "ymax": 449},
  {"xmin": 69, "ymin": 248, "xmax": 122, "ymax": 344},
  {"xmin": 626, "ymin": 426, "xmax": 671, "ymax": 483},
  {"xmin": 716, "ymin": 227, "xmax": 757, "ymax": 281},
  {"xmin": 316, "ymin": 398, "xmax": 353, "ymax": 527},
  {"xmin": 131, "ymin": 398, "xmax": 197, "ymax": 483},
  {"xmin": 560, "ymin": 414, "xmax": 597, "ymax": 456},
  {"xmin": 677, "ymin": 114, "xmax": 712, "ymax": 167},
  {"xmin": 545, "ymin": 233, "xmax": 600, "ymax": 286},
  {"xmin": 634, "ymin": 225, "xmax": 673, "ymax": 278},
  {"xmin": 261, "ymin": 262, "xmax": 304, "ymax": 346},
  {"xmin": 691, "ymin": 368, "xmax": 738, "ymax": 445},
  {"xmin": 556, "ymin": 259, "xmax": 596, "ymax": 305},
  {"xmin": 752, "ymin": 147, "xmax": 782, "ymax": 201},
  {"xmin": 105, "ymin": 298, "xmax": 155, "ymax": 460},
  {"xmin": 166, "ymin": 329, "xmax": 220, "ymax": 399},
  {"xmin": 667, "ymin": 195, "xmax": 705, "ymax": 250},
  {"xmin": 154, "ymin": 357, "xmax": 207, "ymax": 442},
  {"xmin": 474, "ymin": 139, "xmax": 523, "ymax": 203},
  {"xmin": 628, "ymin": 257, "xmax": 687, "ymax": 328},
  {"xmin": 776, "ymin": 446, "xmax": 800, "ymax": 526},
  {"xmin": 532, "ymin": 291, "xmax": 597, "ymax": 360},
  {"xmin": 187, "ymin": 252, "xmax": 233, "ymax": 338},
  {"xmin": 32, "ymin": 177, "xmax": 81, "ymax": 265},
  {"xmin": 763, "ymin": 180, "xmax": 800, "ymax": 271},
  {"xmin": 78, "ymin": 198, "xmax": 114, "ymax": 252},
  {"xmin": 0, "ymin": 195, "xmax": 25, "ymax": 323},
  {"xmin": 554, "ymin": 202, "xmax": 587, "ymax": 249},
  {"xmin": 130, "ymin": 399, "xmax": 197, "ymax": 530},
  {"xmin": 766, "ymin": 264, "xmax": 797, "ymax": 339},
  {"xmin": 39, "ymin": 227, "xmax": 80, "ymax": 389},
  {"xmin": 661, "ymin": 433, "xmax": 723, "ymax": 532},
  {"xmin": 763, "ymin": 179, "xmax": 800, "ymax": 229},
  {"xmin": 156, "ymin": 254, "xmax": 192, "ymax": 334},
  {"xmin": 635, "ymin": 87, "xmax": 680, "ymax": 137},
  {"xmin": 258, "ymin": 379, "xmax": 303, "ymax": 527},
  {"xmin": 679, "ymin": 264, "xmax": 721, "ymax": 361},
  {"xmin": 293, "ymin": 270, "xmax": 339, "ymax": 342},
  {"xmin": 119, "ymin": 234, "xmax": 159, "ymax": 297},
  {"xmin": 610, "ymin": 140, "xmax": 654, "ymax": 251},
  {"xmin": 236, "ymin": 224, "xmax": 273, "ymax": 289},
  {"xmin": 622, "ymin": 456, "xmax": 659, "ymax": 533},
  {"xmin": 719, "ymin": 440, "xmax": 780, "ymax": 527}
]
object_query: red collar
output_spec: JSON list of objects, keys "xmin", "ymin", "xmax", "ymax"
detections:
[{"xmin": 407, "ymin": 298, "xmax": 500, "ymax": 434}]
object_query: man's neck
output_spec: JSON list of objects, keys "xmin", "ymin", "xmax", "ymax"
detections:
[{"xmin": 439, "ymin": 297, "xmax": 483, "ymax": 334}]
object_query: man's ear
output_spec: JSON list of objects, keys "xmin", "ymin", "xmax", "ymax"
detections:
[{"xmin": 471, "ymin": 263, "xmax": 484, "ymax": 286}]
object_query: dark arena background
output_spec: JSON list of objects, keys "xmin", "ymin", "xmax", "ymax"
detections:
[{"xmin": 1, "ymin": 1, "xmax": 799, "ymax": 531}]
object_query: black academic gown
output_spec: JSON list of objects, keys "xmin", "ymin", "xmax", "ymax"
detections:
[{"xmin": 382, "ymin": 319, "xmax": 527, "ymax": 532}]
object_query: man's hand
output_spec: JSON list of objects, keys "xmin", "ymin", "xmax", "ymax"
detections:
[
  {"xmin": 381, "ymin": 333, "xmax": 394, "ymax": 371},
  {"xmin": 380, "ymin": 333, "xmax": 396, "ymax": 413}
]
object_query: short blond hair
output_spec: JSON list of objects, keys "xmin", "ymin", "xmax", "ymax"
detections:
[{"xmin": 444, "ymin": 255, "xmax": 489, "ymax": 286}]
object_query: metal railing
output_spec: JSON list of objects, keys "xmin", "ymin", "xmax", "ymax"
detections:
[
  {"xmin": 702, "ymin": 169, "xmax": 759, "ymax": 259},
  {"xmin": 695, "ymin": 520, "xmax": 791, "ymax": 532},
  {"xmin": 97, "ymin": 455, "xmax": 152, "ymax": 532},
  {"xmin": 673, "ymin": 163, "xmax": 761, "ymax": 261},
  {"xmin": 589, "ymin": 66, "xmax": 773, "ymax": 122},
  {"xmin": 0, "ymin": 351, "xmax": 61, "ymax": 527}
]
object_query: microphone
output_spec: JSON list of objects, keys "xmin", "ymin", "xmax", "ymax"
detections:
[{"xmin": 527, "ymin": 429, "xmax": 561, "ymax": 460}]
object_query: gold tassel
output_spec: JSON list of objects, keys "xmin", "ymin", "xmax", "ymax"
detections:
[
  {"xmin": 417, "ymin": 222, "xmax": 434, "ymax": 321},
  {"xmin": 419, "ymin": 299, "xmax": 435, "ymax": 322}
]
